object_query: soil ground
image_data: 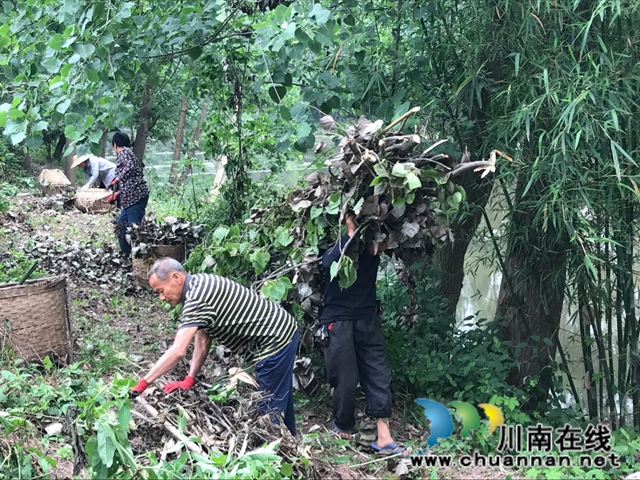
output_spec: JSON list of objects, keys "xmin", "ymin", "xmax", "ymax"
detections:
[{"xmin": 0, "ymin": 190, "xmax": 515, "ymax": 479}]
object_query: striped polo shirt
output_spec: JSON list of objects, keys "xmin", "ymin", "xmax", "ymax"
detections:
[{"xmin": 179, "ymin": 274, "xmax": 297, "ymax": 364}]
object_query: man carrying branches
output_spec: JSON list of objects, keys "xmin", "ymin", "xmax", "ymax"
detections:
[
  {"xmin": 129, "ymin": 258, "xmax": 299, "ymax": 436},
  {"xmin": 321, "ymin": 213, "xmax": 408, "ymax": 456}
]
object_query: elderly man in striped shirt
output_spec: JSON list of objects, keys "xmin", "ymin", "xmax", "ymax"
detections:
[{"xmin": 130, "ymin": 258, "xmax": 299, "ymax": 435}]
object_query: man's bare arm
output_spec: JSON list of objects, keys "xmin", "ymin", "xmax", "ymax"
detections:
[
  {"xmin": 188, "ymin": 329, "xmax": 213, "ymax": 378},
  {"xmin": 143, "ymin": 326, "xmax": 199, "ymax": 383}
]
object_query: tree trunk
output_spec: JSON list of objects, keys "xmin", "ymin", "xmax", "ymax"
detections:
[
  {"xmin": 434, "ymin": 172, "xmax": 493, "ymax": 315},
  {"xmin": 133, "ymin": 80, "xmax": 153, "ymax": 162},
  {"xmin": 100, "ymin": 129, "xmax": 108, "ymax": 157},
  {"xmin": 495, "ymin": 177, "xmax": 568, "ymax": 409},
  {"xmin": 22, "ymin": 151, "xmax": 32, "ymax": 173},
  {"xmin": 64, "ymin": 138, "xmax": 77, "ymax": 185},
  {"xmin": 169, "ymin": 95, "xmax": 189, "ymax": 184},
  {"xmin": 180, "ymin": 97, "xmax": 210, "ymax": 184},
  {"xmin": 53, "ymin": 134, "xmax": 66, "ymax": 161}
]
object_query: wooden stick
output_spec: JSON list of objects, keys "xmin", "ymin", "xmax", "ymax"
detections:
[
  {"xmin": 350, "ymin": 451, "xmax": 406, "ymax": 468},
  {"xmin": 418, "ymin": 139, "xmax": 448, "ymax": 158},
  {"xmin": 135, "ymin": 397, "xmax": 203, "ymax": 454},
  {"xmin": 450, "ymin": 160, "xmax": 492, "ymax": 178},
  {"xmin": 379, "ymin": 107, "xmax": 420, "ymax": 136}
]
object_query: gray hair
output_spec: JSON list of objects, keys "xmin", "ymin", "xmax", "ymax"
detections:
[{"xmin": 147, "ymin": 257, "xmax": 186, "ymax": 281}]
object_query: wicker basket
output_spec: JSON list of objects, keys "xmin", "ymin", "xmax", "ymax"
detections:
[
  {"xmin": 74, "ymin": 188, "xmax": 112, "ymax": 214},
  {"xmin": 132, "ymin": 244, "xmax": 186, "ymax": 286},
  {"xmin": 0, "ymin": 277, "xmax": 73, "ymax": 363},
  {"xmin": 39, "ymin": 169, "xmax": 71, "ymax": 196}
]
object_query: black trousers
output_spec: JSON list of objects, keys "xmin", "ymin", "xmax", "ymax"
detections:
[{"xmin": 323, "ymin": 313, "xmax": 392, "ymax": 431}]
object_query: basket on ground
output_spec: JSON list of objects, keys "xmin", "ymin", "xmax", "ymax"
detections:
[
  {"xmin": 39, "ymin": 169, "xmax": 71, "ymax": 196},
  {"xmin": 0, "ymin": 276, "xmax": 73, "ymax": 363},
  {"xmin": 74, "ymin": 188, "xmax": 112, "ymax": 214},
  {"xmin": 132, "ymin": 244, "xmax": 186, "ymax": 286}
]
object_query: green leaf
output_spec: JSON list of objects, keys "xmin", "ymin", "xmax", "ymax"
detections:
[
  {"xmin": 261, "ymin": 277, "xmax": 292, "ymax": 301},
  {"xmin": 315, "ymin": 24, "xmax": 333, "ymax": 46},
  {"xmin": 391, "ymin": 162, "xmax": 406, "ymax": 177},
  {"xmin": 584, "ymin": 254, "xmax": 597, "ymax": 279},
  {"xmin": 326, "ymin": 191, "xmax": 341, "ymax": 215},
  {"xmin": 391, "ymin": 195, "xmax": 405, "ymax": 208},
  {"xmin": 370, "ymin": 176, "xmax": 385, "ymax": 186},
  {"xmin": 100, "ymin": 31, "xmax": 114, "ymax": 45},
  {"xmin": 310, "ymin": 206, "xmax": 323, "ymax": 219},
  {"xmin": 26, "ymin": 135, "xmax": 43, "ymax": 149},
  {"xmin": 118, "ymin": 404, "xmax": 131, "ymax": 431},
  {"xmin": 73, "ymin": 43, "xmax": 95, "ymax": 59},
  {"xmin": 405, "ymin": 171, "xmax": 421, "ymax": 190},
  {"xmin": 8, "ymin": 109, "xmax": 24, "ymax": 119},
  {"xmin": 187, "ymin": 46, "xmax": 203, "ymax": 60},
  {"xmin": 610, "ymin": 141, "xmax": 621, "ymax": 182},
  {"xmin": 0, "ymin": 112, "xmax": 6, "ymax": 128},
  {"xmin": 32, "ymin": 120, "xmax": 48, "ymax": 132},
  {"xmin": 96, "ymin": 423, "xmax": 116, "ymax": 468},
  {"xmin": 268, "ymin": 86, "xmax": 287, "ymax": 103},
  {"xmin": 279, "ymin": 105, "xmax": 291, "ymax": 121},
  {"xmin": 56, "ymin": 99, "xmax": 71, "ymax": 114},
  {"xmin": 11, "ymin": 132, "xmax": 26, "ymax": 145},
  {"xmin": 250, "ymin": 250, "xmax": 271, "ymax": 274},
  {"xmin": 274, "ymin": 226, "xmax": 294, "ymax": 247},
  {"xmin": 88, "ymin": 129, "xmax": 103, "ymax": 144},
  {"xmin": 330, "ymin": 261, "xmax": 339, "ymax": 280},
  {"xmin": 64, "ymin": 125, "xmax": 81, "ymax": 141},
  {"xmin": 373, "ymin": 163, "xmax": 388, "ymax": 178},
  {"xmin": 48, "ymin": 33, "xmax": 63, "ymax": 51},
  {"xmin": 338, "ymin": 257, "xmax": 356, "ymax": 289},
  {"xmin": 296, "ymin": 122, "xmax": 311, "ymax": 138},
  {"xmin": 87, "ymin": 70, "xmax": 99, "ymax": 83},
  {"xmin": 309, "ymin": 4, "xmax": 331, "ymax": 25},
  {"xmin": 280, "ymin": 462, "xmax": 294, "ymax": 477},
  {"xmin": 65, "ymin": 112, "xmax": 85, "ymax": 133}
]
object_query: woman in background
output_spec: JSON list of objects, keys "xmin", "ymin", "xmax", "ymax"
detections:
[{"xmin": 110, "ymin": 132, "xmax": 149, "ymax": 254}]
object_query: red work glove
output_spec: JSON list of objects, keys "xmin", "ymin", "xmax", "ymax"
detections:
[
  {"xmin": 163, "ymin": 375, "xmax": 195, "ymax": 394},
  {"xmin": 106, "ymin": 192, "xmax": 120, "ymax": 204},
  {"xmin": 109, "ymin": 178, "xmax": 119, "ymax": 186},
  {"xmin": 129, "ymin": 379, "xmax": 149, "ymax": 399}
]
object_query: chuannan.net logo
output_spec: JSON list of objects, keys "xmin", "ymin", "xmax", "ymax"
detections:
[{"xmin": 415, "ymin": 399, "xmax": 504, "ymax": 447}]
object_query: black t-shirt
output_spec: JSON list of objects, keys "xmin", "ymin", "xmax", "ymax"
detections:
[{"xmin": 320, "ymin": 234, "xmax": 380, "ymax": 322}]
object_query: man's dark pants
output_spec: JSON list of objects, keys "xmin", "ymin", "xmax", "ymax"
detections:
[
  {"xmin": 324, "ymin": 313, "xmax": 392, "ymax": 431},
  {"xmin": 116, "ymin": 195, "xmax": 148, "ymax": 254},
  {"xmin": 255, "ymin": 330, "xmax": 299, "ymax": 435}
]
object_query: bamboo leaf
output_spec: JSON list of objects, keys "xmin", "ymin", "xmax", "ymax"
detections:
[
  {"xmin": 583, "ymin": 254, "xmax": 597, "ymax": 280},
  {"xmin": 610, "ymin": 141, "xmax": 621, "ymax": 182}
]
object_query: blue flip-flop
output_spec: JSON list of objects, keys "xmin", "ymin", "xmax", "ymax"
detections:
[
  {"xmin": 370, "ymin": 441, "xmax": 409, "ymax": 456},
  {"xmin": 331, "ymin": 420, "xmax": 353, "ymax": 440}
]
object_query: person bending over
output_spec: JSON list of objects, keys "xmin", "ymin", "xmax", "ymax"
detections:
[{"xmin": 130, "ymin": 258, "xmax": 299, "ymax": 435}]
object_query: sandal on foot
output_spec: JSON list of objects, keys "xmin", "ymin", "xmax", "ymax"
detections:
[
  {"xmin": 370, "ymin": 441, "xmax": 409, "ymax": 457},
  {"xmin": 331, "ymin": 421, "xmax": 354, "ymax": 440}
]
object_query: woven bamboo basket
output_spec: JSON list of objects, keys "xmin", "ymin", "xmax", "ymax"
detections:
[
  {"xmin": 74, "ymin": 188, "xmax": 112, "ymax": 214},
  {"xmin": 132, "ymin": 244, "xmax": 186, "ymax": 286},
  {"xmin": 0, "ymin": 277, "xmax": 73, "ymax": 363},
  {"xmin": 38, "ymin": 169, "xmax": 71, "ymax": 196}
]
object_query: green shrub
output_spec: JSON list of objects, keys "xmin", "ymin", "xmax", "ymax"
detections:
[{"xmin": 378, "ymin": 263, "xmax": 525, "ymax": 405}]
